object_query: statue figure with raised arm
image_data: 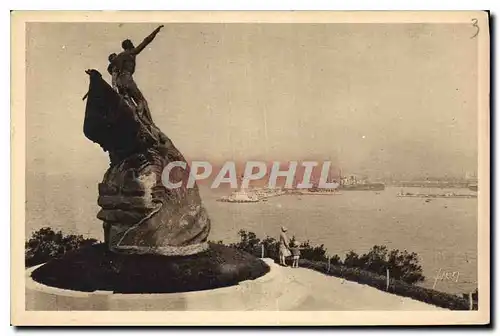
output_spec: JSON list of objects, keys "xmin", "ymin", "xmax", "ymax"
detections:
[
  {"xmin": 82, "ymin": 24, "xmax": 215, "ymax": 257},
  {"xmin": 109, "ymin": 25, "xmax": 164, "ymax": 124}
]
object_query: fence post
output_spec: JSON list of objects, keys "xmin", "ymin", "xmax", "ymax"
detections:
[
  {"xmin": 327, "ymin": 256, "xmax": 331, "ymax": 273},
  {"xmin": 261, "ymin": 244, "xmax": 264, "ymax": 258},
  {"xmin": 469, "ymin": 292, "xmax": 473, "ymax": 310},
  {"xmin": 386, "ymin": 268, "xmax": 390, "ymax": 291}
]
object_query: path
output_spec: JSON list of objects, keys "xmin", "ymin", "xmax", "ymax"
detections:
[{"xmin": 263, "ymin": 263, "xmax": 446, "ymax": 311}]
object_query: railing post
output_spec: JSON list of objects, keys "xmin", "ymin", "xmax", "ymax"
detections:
[
  {"xmin": 469, "ymin": 292, "xmax": 473, "ymax": 310},
  {"xmin": 327, "ymin": 256, "xmax": 331, "ymax": 273},
  {"xmin": 261, "ymin": 244, "xmax": 264, "ymax": 258},
  {"xmin": 386, "ymin": 268, "xmax": 390, "ymax": 291}
]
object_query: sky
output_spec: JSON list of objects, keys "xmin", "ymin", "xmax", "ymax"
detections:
[{"xmin": 26, "ymin": 22, "xmax": 478, "ymax": 180}]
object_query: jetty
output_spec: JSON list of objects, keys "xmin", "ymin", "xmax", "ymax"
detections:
[
  {"xmin": 217, "ymin": 188, "xmax": 286, "ymax": 203},
  {"xmin": 217, "ymin": 187, "xmax": 344, "ymax": 203},
  {"xmin": 397, "ymin": 192, "xmax": 477, "ymax": 199}
]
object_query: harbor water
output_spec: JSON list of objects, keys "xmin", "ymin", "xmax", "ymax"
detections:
[{"xmin": 26, "ymin": 173, "xmax": 478, "ymax": 295}]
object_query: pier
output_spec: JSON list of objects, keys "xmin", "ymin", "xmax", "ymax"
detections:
[
  {"xmin": 217, "ymin": 188, "xmax": 340, "ymax": 203},
  {"xmin": 397, "ymin": 192, "xmax": 477, "ymax": 199}
]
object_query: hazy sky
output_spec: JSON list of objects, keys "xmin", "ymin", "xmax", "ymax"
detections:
[{"xmin": 26, "ymin": 23, "xmax": 478, "ymax": 179}]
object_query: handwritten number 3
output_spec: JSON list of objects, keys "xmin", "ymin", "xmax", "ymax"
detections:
[{"xmin": 471, "ymin": 19, "xmax": 479, "ymax": 39}]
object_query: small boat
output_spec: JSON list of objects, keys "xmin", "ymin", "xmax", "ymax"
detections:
[{"xmin": 468, "ymin": 184, "xmax": 478, "ymax": 192}]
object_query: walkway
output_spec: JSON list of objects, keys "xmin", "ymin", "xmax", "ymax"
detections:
[{"xmin": 270, "ymin": 264, "xmax": 446, "ymax": 311}]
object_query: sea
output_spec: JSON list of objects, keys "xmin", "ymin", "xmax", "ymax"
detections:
[{"xmin": 26, "ymin": 173, "xmax": 478, "ymax": 295}]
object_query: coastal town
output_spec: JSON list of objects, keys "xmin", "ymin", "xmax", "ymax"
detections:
[{"xmin": 217, "ymin": 172, "xmax": 478, "ymax": 203}]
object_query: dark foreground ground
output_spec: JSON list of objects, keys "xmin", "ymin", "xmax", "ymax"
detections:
[{"xmin": 31, "ymin": 243, "xmax": 270, "ymax": 293}]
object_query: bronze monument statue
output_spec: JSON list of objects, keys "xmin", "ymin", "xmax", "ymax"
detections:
[
  {"xmin": 83, "ymin": 26, "xmax": 211, "ymax": 257},
  {"xmin": 30, "ymin": 25, "xmax": 269, "ymax": 293}
]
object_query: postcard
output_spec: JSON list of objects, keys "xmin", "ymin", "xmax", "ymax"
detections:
[{"xmin": 11, "ymin": 10, "xmax": 490, "ymax": 326}]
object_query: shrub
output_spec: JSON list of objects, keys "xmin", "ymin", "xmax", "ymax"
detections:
[
  {"xmin": 261, "ymin": 236, "xmax": 280, "ymax": 260},
  {"xmin": 25, "ymin": 227, "xmax": 99, "ymax": 267},
  {"xmin": 385, "ymin": 248, "xmax": 425, "ymax": 284},
  {"xmin": 343, "ymin": 251, "xmax": 363, "ymax": 268},
  {"xmin": 330, "ymin": 254, "xmax": 342, "ymax": 265},
  {"xmin": 341, "ymin": 245, "xmax": 425, "ymax": 284},
  {"xmin": 228, "ymin": 230, "xmax": 262, "ymax": 256},
  {"xmin": 297, "ymin": 240, "xmax": 328, "ymax": 262}
]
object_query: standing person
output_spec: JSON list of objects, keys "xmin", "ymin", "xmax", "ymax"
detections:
[
  {"xmin": 279, "ymin": 226, "xmax": 291, "ymax": 266},
  {"xmin": 291, "ymin": 242, "xmax": 301, "ymax": 268}
]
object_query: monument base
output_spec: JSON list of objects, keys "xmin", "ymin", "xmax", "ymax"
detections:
[
  {"xmin": 30, "ymin": 243, "xmax": 269, "ymax": 294},
  {"xmin": 26, "ymin": 258, "xmax": 310, "ymax": 311}
]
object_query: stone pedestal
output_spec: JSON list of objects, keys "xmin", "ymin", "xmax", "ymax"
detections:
[{"xmin": 26, "ymin": 259, "xmax": 307, "ymax": 311}]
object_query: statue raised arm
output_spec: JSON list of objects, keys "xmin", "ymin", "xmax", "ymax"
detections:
[
  {"xmin": 108, "ymin": 25, "xmax": 164, "ymax": 124},
  {"xmin": 132, "ymin": 25, "xmax": 164, "ymax": 55}
]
